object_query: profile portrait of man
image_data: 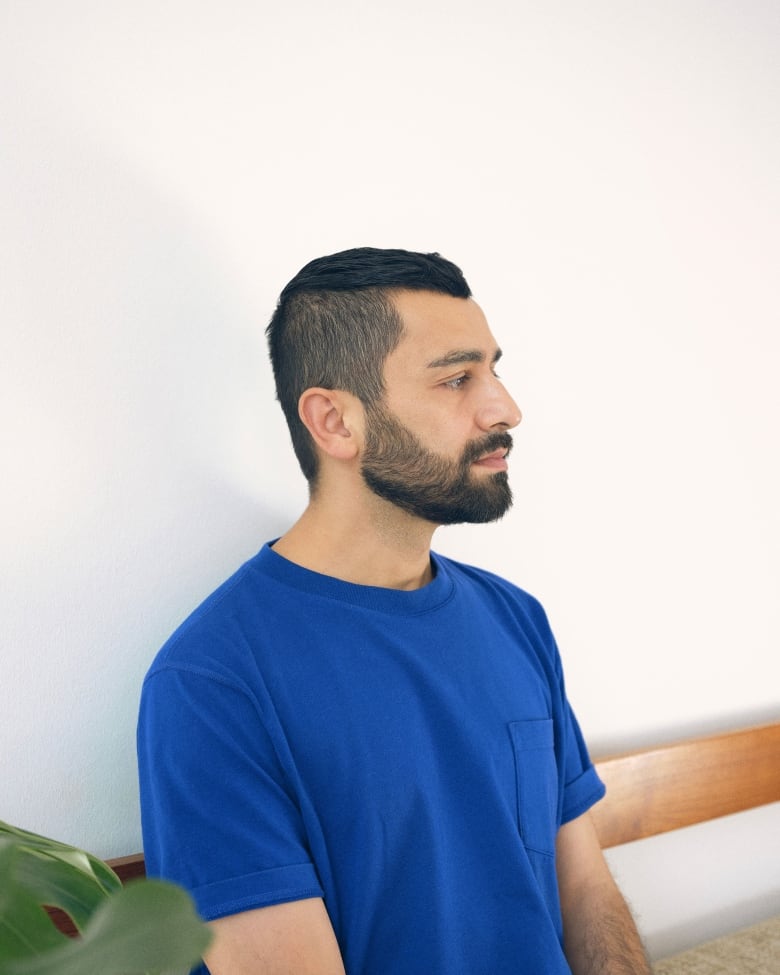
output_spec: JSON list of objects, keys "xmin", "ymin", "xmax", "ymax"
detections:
[{"xmin": 137, "ymin": 247, "xmax": 650, "ymax": 974}]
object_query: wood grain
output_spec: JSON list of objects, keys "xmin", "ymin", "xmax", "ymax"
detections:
[{"xmin": 591, "ymin": 721, "xmax": 780, "ymax": 848}]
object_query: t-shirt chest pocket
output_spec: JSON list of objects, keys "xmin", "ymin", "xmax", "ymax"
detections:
[{"xmin": 508, "ymin": 719, "xmax": 559, "ymax": 857}]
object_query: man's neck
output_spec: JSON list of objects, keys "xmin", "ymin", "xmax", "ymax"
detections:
[{"xmin": 272, "ymin": 491, "xmax": 437, "ymax": 591}]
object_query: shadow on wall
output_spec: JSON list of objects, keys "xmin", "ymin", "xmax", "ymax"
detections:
[
  {"xmin": 1, "ymin": 89, "xmax": 300, "ymax": 855},
  {"xmin": 4, "ymin": 82, "xmax": 296, "ymax": 602},
  {"xmin": 590, "ymin": 705, "xmax": 780, "ymax": 759},
  {"xmin": 650, "ymin": 888, "xmax": 780, "ymax": 962}
]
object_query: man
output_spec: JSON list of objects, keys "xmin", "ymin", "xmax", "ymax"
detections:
[{"xmin": 138, "ymin": 248, "xmax": 650, "ymax": 974}]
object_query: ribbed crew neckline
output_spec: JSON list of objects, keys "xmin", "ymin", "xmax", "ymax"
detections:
[{"xmin": 251, "ymin": 542, "xmax": 455, "ymax": 616}]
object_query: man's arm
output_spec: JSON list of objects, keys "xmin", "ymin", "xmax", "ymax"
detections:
[
  {"xmin": 203, "ymin": 897, "xmax": 347, "ymax": 975},
  {"xmin": 556, "ymin": 811, "xmax": 651, "ymax": 975}
]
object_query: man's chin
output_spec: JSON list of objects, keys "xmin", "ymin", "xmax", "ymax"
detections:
[
  {"xmin": 430, "ymin": 487, "xmax": 513, "ymax": 526},
  {"xmin": 361, "ymin": 465, "xmax": 512, "ymax": 526}
]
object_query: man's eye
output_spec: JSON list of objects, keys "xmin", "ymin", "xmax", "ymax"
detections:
[{"xmin": 444, "ymin": 375, "xmax": 469, "ymax": 389}]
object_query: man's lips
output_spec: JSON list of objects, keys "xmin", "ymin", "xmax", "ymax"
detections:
[{"xmin": 472, "ymin": 448, "xmax": 509, "ymax": 470}]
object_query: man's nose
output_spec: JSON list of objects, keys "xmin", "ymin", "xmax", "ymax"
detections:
[{"xmin": 476, "ymin": 380, "xmax": 522, "ymax": 431}]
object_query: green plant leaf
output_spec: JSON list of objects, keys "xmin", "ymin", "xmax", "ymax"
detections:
[
  {"xmin": 0, "ymin": 842, "xmax": 69, "ymax": 962},
  {"xmin": 6, "ymin": 879, "xmax": 212, "ymax": 975},
  {"xmin": 0, "ymin": 821, "xmax": 121, "ymax": 898},
  {"xmin": 10, "ymin": 847, "xmax": 115, "ymax": 930}
]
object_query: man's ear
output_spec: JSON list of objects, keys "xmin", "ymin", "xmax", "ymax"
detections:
[{"xmin": 298, "ymin": 388, "xmax": 363, "ymax": 463}]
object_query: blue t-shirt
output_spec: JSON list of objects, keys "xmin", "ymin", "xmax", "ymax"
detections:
[{"xmin": 137, "ymin": 544, "xmax": 605, "ymax": 974}]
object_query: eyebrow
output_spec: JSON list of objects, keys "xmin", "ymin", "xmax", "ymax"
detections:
[{"xmin": 426, "ymin": 347, "xmax": 503, "ymax": 369}]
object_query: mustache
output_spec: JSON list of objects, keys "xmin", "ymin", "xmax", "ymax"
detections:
[{"xmin": 461, "ymin": 432, "xmax": 514, "ymax": 466}]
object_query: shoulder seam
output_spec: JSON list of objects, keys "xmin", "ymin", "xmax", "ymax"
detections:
[{"xmin": 143, "ymin": 662, "xmax": 253, "ymax": 700}]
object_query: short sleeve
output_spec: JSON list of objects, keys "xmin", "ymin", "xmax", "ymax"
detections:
[
  {"xmin": 137, "ymin": 665, "xmax": 323, "ymax": 921},
  {"xmin": 519, "ymin": 590, "xmax": 606, "ymax": 827},
  {"xmin": 559, "ymin": 698, "xmax": 606, "ymax": 825}
]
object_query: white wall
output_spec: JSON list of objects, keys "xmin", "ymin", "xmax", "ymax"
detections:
[{"xmin": 2, "ymin": 0, "xmax": 778, "ymax": 960}]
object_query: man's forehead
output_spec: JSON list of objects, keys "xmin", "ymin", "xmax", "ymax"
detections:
[{"xmin": 387, "ymin": 289, "xmax": 500, "ymax": 367}]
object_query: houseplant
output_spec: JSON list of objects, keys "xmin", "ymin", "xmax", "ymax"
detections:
[{"xmin": 0, "ymin": 820, "xmax": 211, "ymax": 975}]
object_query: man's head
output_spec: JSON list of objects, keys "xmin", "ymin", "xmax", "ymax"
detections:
[
  {"xmin": 267, "ymin": 248, "xmax": 521, "ymax": 525},
  {"xmin": 266, "ymin": 247, "xmax": 472, "ymax": 484}
]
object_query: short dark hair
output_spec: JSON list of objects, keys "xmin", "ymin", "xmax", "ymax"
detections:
[{"xmin": 266, "ymin": 247, "xmax": 472, "ymax": 483}]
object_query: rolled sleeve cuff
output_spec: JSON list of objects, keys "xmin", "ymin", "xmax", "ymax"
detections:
[
  {"xmin": 192, "ymin": 862, "xmax": 324, "ymax": 921},
  {"xmin": 561, "ymin": 764, "xmax": 606, "ymax": 826}
]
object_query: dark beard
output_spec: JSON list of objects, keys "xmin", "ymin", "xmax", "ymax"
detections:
[{"xmin": 361, "ymin": 405, "xmax": 513, "ymax": 525}]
